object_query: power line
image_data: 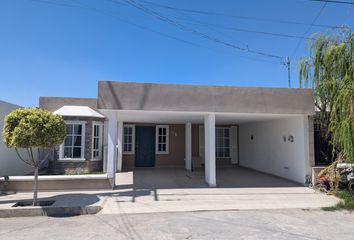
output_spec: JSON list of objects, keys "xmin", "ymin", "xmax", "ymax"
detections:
[
  {"xmin": 30, "ymin": 0, "xmax": 280, "ymax": 65},
  {"xmin": 121, "ymin": 0, "xmax": 284, "ymax": 60},
  {"xmin": 125, "ymin": 0, "xmax": 293, "ymax": 86},
  {"xmin": 309, "ymin": 0, "xmax": 354, "ymax": 5},
  {"xmin": 174, "ymin": 17, "xmax": 317, "ymax": 41},
  {"xmin": 137, "ymin": 0, "xmax": 341, "ymax": 29},
  {"xmin": 291, "ymin": 0, "xmax": 328, "ymax": 57},
  {"xmin": 107, "ymin": 0, "xmax": 315, "ymax": 45}
]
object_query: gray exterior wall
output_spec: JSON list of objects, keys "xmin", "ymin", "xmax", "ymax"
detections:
[
  {"xmin": 98, "ymin": 81, "xmax": 315, "ymax": 115},
  {"xmin": 39, "ymin": 97, "xmax": 97, "ymax": 111}
]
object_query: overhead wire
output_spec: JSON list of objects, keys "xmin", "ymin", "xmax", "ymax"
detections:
[
  {"xmin": 172, "ymin": 17, "xmax": 317, "ymax": 41},
  {"xmin": 137, "ymin": 0, "xmax": 342, "ymax": 29},
  {"xmin": 30, "ymin": 0, "xmax": 281, "ymax": 65},
  {"xmin": 121, "ymin": 0, "xmax": 284, "ymax": 60},
  {"xmin": 291, "ymin": 0, "xmax": 329, "ymax": 57},
  {"xmin": 309, "ymin": 0, "xmax": 354, "ymax": 5}
]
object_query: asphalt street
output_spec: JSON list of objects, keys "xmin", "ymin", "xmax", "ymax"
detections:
[{"xmin": 0, "ymin": 209, "xmax": 353, "ymax": 240}]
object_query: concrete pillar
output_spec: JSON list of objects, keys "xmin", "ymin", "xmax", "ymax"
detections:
[
  {"xmin": 303, "ymin": 116, "xmax": 313, "ymax": 183},
  {"xmin": 308, "ymin": 116, "xmax": 315, "ymax": 167},
  {"xmin": 102, "ymin": 120, "xmax": 108, "ymax": 172},
  {"xmin": 230, "ymin": 126, "xmax": 238, "ymax": 164},
  {"xmin": 185, "ymin": 122, "xmax": 192, "ymax": 171},
  {"xmin": 117, "ymin": 119, "xmax": 123, "ymax": 172},
  {"xmin": 107, "ymin": 112, "xmax": 117, "ymax": 188},
  {"xmin": 204, "ymin": 114, "xmax": 216, "ymax": 187}
]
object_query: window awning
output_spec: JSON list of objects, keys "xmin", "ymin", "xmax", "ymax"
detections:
[{"xmin": 53, "ymin": 106, "xmax": 105, "ymax": 118}]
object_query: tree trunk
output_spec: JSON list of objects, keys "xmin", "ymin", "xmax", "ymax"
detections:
[{"xmin": 33, "ymin": 166, "xmax": 39, "ymax": 206}]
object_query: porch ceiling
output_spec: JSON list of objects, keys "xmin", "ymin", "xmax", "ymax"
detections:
[{"xmin": 99, "ymin": 109, "xmax": 302, "ymax": 124}]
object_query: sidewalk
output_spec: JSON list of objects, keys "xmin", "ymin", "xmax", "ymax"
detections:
[{"xmin": 0, "ymin": 186, "xmax": 339, "ymax": 218}]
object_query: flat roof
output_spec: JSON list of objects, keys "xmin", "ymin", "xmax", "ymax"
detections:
[{"xmin": 97, "ymin": 81, "xmax": 315, "ymax": 115}]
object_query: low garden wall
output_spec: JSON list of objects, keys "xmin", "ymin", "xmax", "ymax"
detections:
[{"xmin": 0, "ymin": 174, "xmax": 111, "ymax": 191}]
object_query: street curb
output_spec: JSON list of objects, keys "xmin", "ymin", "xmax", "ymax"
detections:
[{"xmin": 0, "ymin": 205, "xmax": 102, "ymax": 218}]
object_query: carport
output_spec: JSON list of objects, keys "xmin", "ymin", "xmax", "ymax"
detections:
[
  {"xmin": 102, "ymin": 110, "xmax": 314, "ymax": 187},
  {"xmin": 99, "ymin": 81, "xmax": 315, "ymax": 188}
]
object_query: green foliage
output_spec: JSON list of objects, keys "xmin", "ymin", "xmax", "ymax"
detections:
[
  {"xmin": 299, "ymin": 28, "xmax": 354, "ymax": 162},
  {"xmin": 322, "ymin": 190, "xmax": 354, "ymax": 211},
  {"xmin": 2, "ymin": 108, "xmax": 66, "ymax": 206},
  {"xmin": 2, "ymin": 108, "xmax": 66, "ymax": 149}
]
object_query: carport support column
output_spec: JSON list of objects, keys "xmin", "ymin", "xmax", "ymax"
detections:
[
  {"xmin": 117, "ymin": 119, "xmax": 123, "ymax": 172},
  {"xmin": 107, "ymin": 112, "xmax": 117, "ymax": 189},
  {"xmin": 185, "ymin": 122, "xmax": 192, "ymax": 171},
  {"xmin": 204, "ymin": 114, "xmax": 216, "ymax": 187}
]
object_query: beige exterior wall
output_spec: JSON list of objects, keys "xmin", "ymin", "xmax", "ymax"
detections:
[
  {"xmin": 122, "ymin": 124, "xmax": 185, "ymax": 169},
  {"xmin": 156, "ymin": 124, "xmax": 185, "ymax": 167},
  {"xmin": 122, "ymin": 123, "xmax": 237, "ymax": 169}
]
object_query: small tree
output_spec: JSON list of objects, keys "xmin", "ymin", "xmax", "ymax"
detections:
[{"xmin": 2, "ymin": 108, "xmax": 66, "ymax": 205}]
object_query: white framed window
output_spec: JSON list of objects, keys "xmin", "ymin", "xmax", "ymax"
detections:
[
  {"xmin": 156, "ymin": 125, "xmax": 169, "ymax": 154},
  {"xmin": 60, "ymin": 121, "xmax": 86, "ymax": 160},
  {"xmin": 123, "ymin": 124, "xmax": 135, "ymax": 154},
  {"xmin": 216, "ymin": 127, "xmax": 230, "ymax": 158},
  {"xmin": 92, "ymin": 122, "xmax": 103, "ymax": 160}
]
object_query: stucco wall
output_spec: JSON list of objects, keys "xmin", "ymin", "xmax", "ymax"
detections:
[
  {"xmin": 39, "ymin": 97, "xmax": 97, "ymax": 111},
  {"xmin": 239, "ymin": 116, "xmax": 313, "ymax": 184},
  {"xmin": 98, "ymin": 81, "xmax": 314, "ymax": 115},
  {"xmin": 0, "ymin": 101, "xmax": 33, "ymax": 176}
]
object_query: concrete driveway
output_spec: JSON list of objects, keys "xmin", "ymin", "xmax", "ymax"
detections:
[{"xmin": 101, "ymin": 167, "xmax": 339, "ymax": 214}]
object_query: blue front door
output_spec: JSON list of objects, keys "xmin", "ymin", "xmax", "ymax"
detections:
[{"xmin": 135, "ymin": 126, "xmax": 155, "ymax": 167}]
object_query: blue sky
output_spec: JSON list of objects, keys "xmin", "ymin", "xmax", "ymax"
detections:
[{"xmin": 0, "ymin": 0, "xmax": 353, "ymax": 107}]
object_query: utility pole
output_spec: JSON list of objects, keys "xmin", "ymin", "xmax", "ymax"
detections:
[{"xmin": 285, "ymin": 56, "xmax": 291, "ymax": 88}]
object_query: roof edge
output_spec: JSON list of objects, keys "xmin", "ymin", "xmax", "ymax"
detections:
[{"xmin": 97, "ymin": 80, "xmax": 313, "ymax": 92}]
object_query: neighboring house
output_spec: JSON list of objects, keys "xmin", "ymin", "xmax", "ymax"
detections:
[
  {"xmin": 40, "ymin": 81, "xmax": 315, "ymax": 187},
  {"xmin": 0, "ymin": 100, "xmax": 32, "ymax": 176}
]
